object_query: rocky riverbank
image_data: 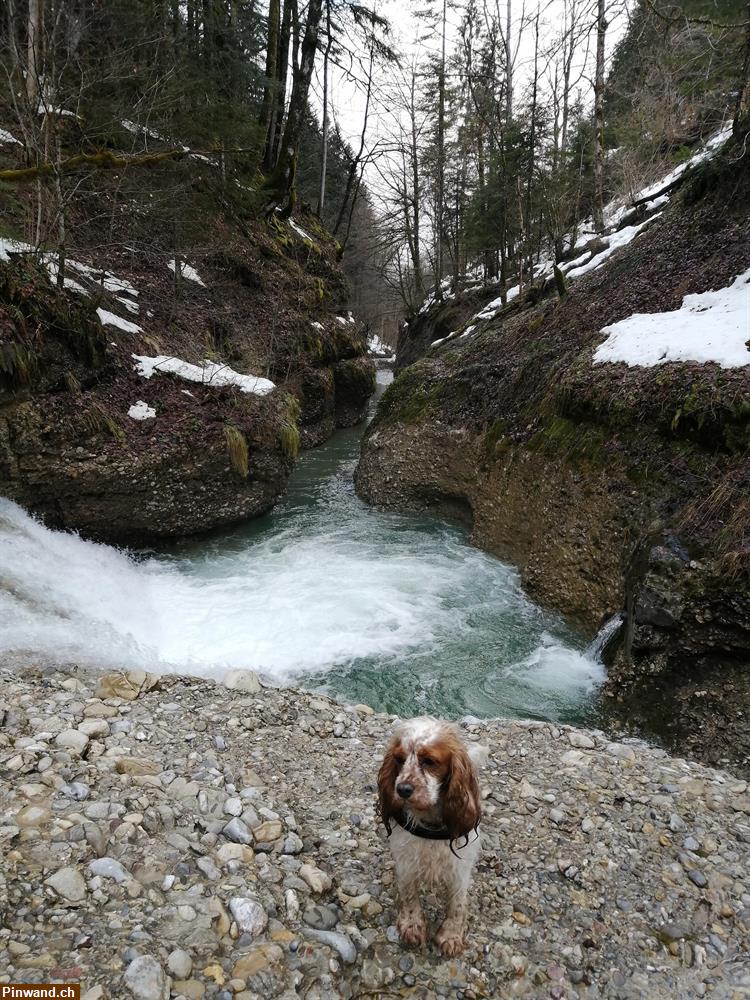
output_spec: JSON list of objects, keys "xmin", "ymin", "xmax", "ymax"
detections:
[
  {"xmin": 2, "ymin": 663, "xmax": 750, "ymax": 999},
  {"xmin": 356, "ymin": 146, "xmax": 750, "ymax": 772}
]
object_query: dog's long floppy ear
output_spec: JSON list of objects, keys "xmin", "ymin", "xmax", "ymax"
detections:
[
  {"xmin": 377, "ymin": 743, "xmax": 401, "ymax": 835},
  {"xmin": 442, "ymin": 739, "xmax": 481, "ymax": 846}
]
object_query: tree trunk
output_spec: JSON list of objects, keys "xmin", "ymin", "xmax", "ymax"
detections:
[
  {"xmin": 734, "ymin": 0, "xmax": 750, "ymax": 140},
  {"xmin": 593, "ymin": 0, "xmax": 607, "ymax": 231},
  {"xmin": 269, "ymin": 0, "xmax": 292, "ymax": 168},
  {"xmin": 317, "ymin": 0, "xmax": 332, "ymax": 216},
  {"xmin": 263, "ymin": 0, "xmax": 324, "ymax": 214},
  {"xmin": 260, "ymin": 0, "xmax": 280, "ymax": 139},
  {"xmin": 435, "ymin": 0, "xmax": 447, "ymax": 299},
  {"xmin": 26, "ymin": 0, "xmax": 43, "ymax": 103}
]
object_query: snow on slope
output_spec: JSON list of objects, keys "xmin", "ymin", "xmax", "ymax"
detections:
[
  {"xmin": 133, "ymin": 355, "xmax": 276, "ymax": 396},
  {"xmin": 428, "ymin": 124, "xmax": 734, "ymax": 348},
  {"xmin": 594, "ymin": 268, "xmax": 750, "ymax": 369},
  {"xmin": 97, "ymin": 308, "xmax": 143, "ymax": 334},
  {"xmin": 168, "ymin": 259, "xmax": 206, "ymax": 287},
  {"xmin": 128, "ymin": 401, "xmax": 156, "ymax": 421}
]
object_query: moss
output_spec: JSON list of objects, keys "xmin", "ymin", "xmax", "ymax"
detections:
[
  {"xmin": 0, "ymin": 257, "xmax": 108, "ymax": 393},
  {"xmin": 374, "ymin": 369, "xmax": 444, "ymax": 428},
  {"xmin": 529, "ymin": 415, "xmax": 609, "ymax": 472},
  {"xmin": 278, "ymin": 394, "xmax": 301, "ymax": 460},
  {"xmin": 483, "ymin": 419, "xmax": 509, "ymax": 462},
  {"xmin": 224, "ymin": 423, "xmax": 249, "ymax": 478},
  {"xmin": 82, "ymin": 402, "xmax": 124, "ymax": 443}
]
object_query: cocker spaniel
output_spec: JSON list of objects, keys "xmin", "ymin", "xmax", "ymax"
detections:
[{"xmin": 377, "ymin": 717, "xmax": 487, "ymax": 956}]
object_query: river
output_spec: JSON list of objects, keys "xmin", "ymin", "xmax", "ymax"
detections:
[{"xmin": 0, "ymin": 369, "xmax": 606, "ymax": 724}]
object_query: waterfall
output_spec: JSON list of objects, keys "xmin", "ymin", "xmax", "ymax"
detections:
[{"xmin": 585, "ymin": 612, "xmax": 625, "ymax": 661}]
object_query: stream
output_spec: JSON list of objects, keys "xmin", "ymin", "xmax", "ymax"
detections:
[{"xmin": 0, "ymin": 369, "xmax": 607, "ymax": 724}]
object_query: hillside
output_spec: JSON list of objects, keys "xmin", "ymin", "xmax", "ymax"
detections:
[
  {"xmin": 0, "ymin": 119, "xmax": 376, "ymax": 543},
  {"xmin": 356, "ymin": 132, "xmax": 750, "ymax": 771}
]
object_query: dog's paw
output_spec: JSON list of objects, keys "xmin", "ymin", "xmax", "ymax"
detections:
[
  {"xmin": 398, "ymin": 916, "xmax": 427, "ymax": 948},
  {"xmin": 435, "ymin": 927, "xmax": 466, "ymax": 957}
]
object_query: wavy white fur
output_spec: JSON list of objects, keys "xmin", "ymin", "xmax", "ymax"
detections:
[{"xmin": 377, "ymin": 717, "xmax": 487, "ymax": 956}]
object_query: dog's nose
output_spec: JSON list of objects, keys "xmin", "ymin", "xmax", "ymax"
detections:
[{"xmin": 396, "ymin": 783, "xmax": 414, "ymax": 799}]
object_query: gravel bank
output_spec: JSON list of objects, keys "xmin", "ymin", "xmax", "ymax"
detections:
[{"xmin": 1, "ymin": 664, "xmax": 749, "ymax": 999}]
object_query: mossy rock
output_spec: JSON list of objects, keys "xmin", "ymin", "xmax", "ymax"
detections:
[{"xmin": 0, "ymin": 257, "xmax": 108, "ymax": 397}]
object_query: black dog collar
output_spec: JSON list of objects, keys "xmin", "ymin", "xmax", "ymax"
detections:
[{"xmin": 391, "ymin": 809, "xmax": 453, "ymax": 841}]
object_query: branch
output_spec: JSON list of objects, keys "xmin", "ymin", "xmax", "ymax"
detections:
[
  {"xmin": 0, "ymin": 146, "xmax": 256, "ymax": 184},
  {"xmin": 642, "ymin": 0, "xmax": 750, "ymax": 30}
]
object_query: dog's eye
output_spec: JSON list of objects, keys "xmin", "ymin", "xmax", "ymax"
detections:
[
  {"xmin": 394, "ymin": 755, "xmax": 405, "ymax": 766},
  {"xmin": 421, "ymin": 756, "xmax": 436, "ymax": 768}
]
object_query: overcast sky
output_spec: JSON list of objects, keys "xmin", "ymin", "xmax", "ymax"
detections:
[{"xmin": 307, "ymin": 0, "xmax": 632, "ymax": 203}]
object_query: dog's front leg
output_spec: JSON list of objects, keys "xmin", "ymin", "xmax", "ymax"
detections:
[
  {"xmin": 434, "ymin": 886, "xmax": 468, "ymax": 956},
  {"xmin": 396, "ymin": 877, "xmax": 427, "ymax": 948}
]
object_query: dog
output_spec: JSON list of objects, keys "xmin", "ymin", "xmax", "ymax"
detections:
[{"xmin": 377, "ymin": 717, "xmax": 487, "ymax": 956}]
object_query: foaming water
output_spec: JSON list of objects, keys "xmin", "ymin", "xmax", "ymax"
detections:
[{"xmin": 0, "ymin": 371, "xmax": 606, "ymax": 724}]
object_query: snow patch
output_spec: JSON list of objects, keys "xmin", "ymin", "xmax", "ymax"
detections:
[
  {"xmin": 115, "ymin": 296, "xmax": 140, "ymax": 315},
  {"xmin": 288, "ymin": 219, "xmax": 313, "ymax": 242},
  {"xmin": 310, "ymin": 321, "xmax": 324, "ymax": 332},
  {"xmin": 0, "ymin": 237, "xmax": 32, "ymax": 260},
  {"xmin": 133, "ymin": 355, "xmax": 276, "ymax": 396},
  {"xmin": 594, "ymin": 268, "xmax": 750, "ymax": 369},
  {"xmin": 168, "ymin": 259, "xmax": 206, "ymax": 287},
  {"xmin": 128, "ymin": 401, "xmax": 156, "ymax": 421},
  {"xmin": 566, "ymin": 216, "xmax": 661, "ymax": 280},
  {"xmin": 0, "ymin": 128, "xmax": 21, "ymax": 145},
  {"xmin": 368, "ymin": 334, "xmax": 394, "ymax": 359},
  {"xmin": 97, "ymin": 309, "xmax": 143, "ymax": 334}
]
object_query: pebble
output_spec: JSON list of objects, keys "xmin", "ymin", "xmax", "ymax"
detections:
[
  {"xmin": 167, "ymin": 948, "xmax": 193, "ymax": 979},
  {"xmin": 1, "ymin": 664, "xmax": 748, "ymax": 1000},
  {"xmin": 88, "ymin": 858, "xmax": 128, "ymax": 883},
  {"xmin": 55, "ymin": 729, "xmax": 89, "ymax": 754},
  {"xmin": 123, "ymin": 956, "xmax": 169, "ymax": 1000},
  {"xmin": 228, "ymin": 897, "xmax": 268, "ymax": 937},
  {"xmin": 567, "ymin": 731, "xmax": 595, "ymax": 749},
  {"xmin": 222, "ymin": 817, "xmax": 252, "ymax": 844},
  {"xmin": 45, "ymin": 867, "xmax": 87, "ymax": 901},
  {"xmin": 304, "ymin": 930, "xmax": 357, "ymax": 964}
]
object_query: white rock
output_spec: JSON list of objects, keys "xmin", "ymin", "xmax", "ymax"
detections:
[
  {"xmin": 88, "ymin": 857, "xmax": 129, "ymax": 883},
  {"xmin": 124, "ymin": 955, "xmax": 169, "ymax": 1000},
  {"xmin": 228, "ymin": 896, "xmax": 268, "ymax": 937},
  {"xmin": 285, "ymin": 888, "xmax": 300, "ymax": 920},
  {"xmin": 223, "ymin": 670, "xmax": 261, "ymax": 693},
  {"xmin": 300, "ymin": 864, "xmax": 333, "ymax": 894},
  {"xmin": 45, "ymin": 866, "xmax": 87, "ymax": 901},
  {"xmin": 78, "ymin": 718, "xmax": 111, "ymax": 739},
  {"xmin": 167, "ymin": 948, "xmax": 192, "ymax": 979},
  {"xmin": 224, "ymin": 796, "xmax": 243, "ymax": 816},
  {"xmin": 55, "ymin": 729, "xmax": 90, "ymax": 754},
  {"xmin": 567, "ymin": 731, "xmax": 596, "ymax": 750}
]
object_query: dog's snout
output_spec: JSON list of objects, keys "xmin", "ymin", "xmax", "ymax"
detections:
[{"xmin": 396, "ymin": 782, "xmax": 414, "ymax": 800}]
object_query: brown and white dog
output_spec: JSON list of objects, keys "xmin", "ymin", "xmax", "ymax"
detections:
[{"xmin": 377, "ymin": 717, "xmax": 487, "ymax": 956}]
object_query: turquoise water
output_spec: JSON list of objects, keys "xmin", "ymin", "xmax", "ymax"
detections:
[{"xmin": 0, "ymin": 370, "xmax": 603, "ymax": 723}]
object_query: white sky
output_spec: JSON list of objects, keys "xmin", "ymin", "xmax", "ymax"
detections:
[{"xmin": 307, "ymin": 0, "xmax": 632, "ymax": 202}]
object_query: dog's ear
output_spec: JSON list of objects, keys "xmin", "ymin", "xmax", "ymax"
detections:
[
  {"xmin": 442, "ymin": 740, "xmax": 481, "ymax": 845},
  {"xmin": 377, "ymin": 743, "xmax": 401, "ymax": 835}
]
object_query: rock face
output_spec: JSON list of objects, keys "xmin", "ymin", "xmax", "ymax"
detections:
[
  {"xmin": 356, "ymin": 153, "xmax": 750, "ymax": 770},
  {"xmin": 1, "ymin": 662, "xmax": 749, "ymax": 998},
  {"xmin": 0, "ymin": 228, "xmax": 374, "ymax": 543}
]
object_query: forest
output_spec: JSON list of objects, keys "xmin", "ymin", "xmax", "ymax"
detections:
[{"xmin": 1, "ymin": 0, "xmax": 748, "ymax": 334}]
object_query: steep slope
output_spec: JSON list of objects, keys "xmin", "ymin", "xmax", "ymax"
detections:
[
  {"xmin": 0, "ymin": 123, "xmax": 375, "ymax": 544},
  {"xmin": 356, "ymin": 143, "xmax": 750, "ymax": 769}
]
